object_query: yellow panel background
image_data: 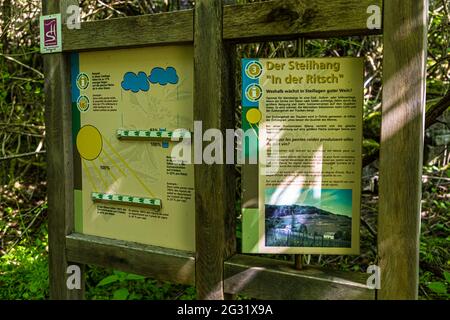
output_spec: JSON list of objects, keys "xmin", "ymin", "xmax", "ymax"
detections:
[
  {"xmin": 256, "ymin": 57, "xmax": 363, "ymax": 254},
  {"xmin": 77, "ymin": 45, "xmax": 195, "ymax": 251}
]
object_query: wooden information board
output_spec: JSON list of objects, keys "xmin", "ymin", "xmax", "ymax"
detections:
[{"xmin": 41, "ymin": 0, "xmax": 427, "ymax": 300}]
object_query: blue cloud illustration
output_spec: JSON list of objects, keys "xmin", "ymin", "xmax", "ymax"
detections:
[
  {"xmin": 148, "ymin": 67, "xmax": 179, "ymax": 85},
  {"xmin": 121, "ymin": 71, "xmax": 150, "ymax": 93}
]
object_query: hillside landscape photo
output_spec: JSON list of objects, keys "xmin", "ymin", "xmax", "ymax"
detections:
[{"xmin": 265, "ymin": 204, "xmax": 352, "ymax": 248}]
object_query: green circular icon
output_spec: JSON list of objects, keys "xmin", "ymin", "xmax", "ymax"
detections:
[
  {"xmin": 76, "ymin": 73, "xmax": 90, "ymax": 90},
  {"xmin": 245, "ymin": 61, "xmax": 263, "ymax": 79},
  {"xmin": 77, "ymin": 95, "xmax": 90, "ymax": 113},
  {"xmin": 245, "ymin": 84, "xmax": 263, "ymax": 102}
]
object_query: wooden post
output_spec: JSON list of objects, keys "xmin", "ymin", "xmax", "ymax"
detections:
[
  {"xmin": 43, "ymin": 0, "xmax": 85, "ymax": 299},
  {"xmin": 194, "ymin": 0, "xmax": 236, "ymax": 299},
  {"xmin": 378, "ymin": 0, "xmax": 428, "ymax": 299}
]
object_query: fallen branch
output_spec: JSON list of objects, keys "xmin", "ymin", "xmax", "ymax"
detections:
[
  {"xmin": 0, "ymin": 53, "xmax": 44, "ymax": 78},
  {"xmin": 0, "ymin": 123, "xmax": 45, "ymax": 129},
  {"xmin": 361, "ymin": 216, "xmax": 377, "ymax": 238},
  {"xmin": 426, "ymin": 89, "xmax": 450, "ymax": 129},
  {"xmin": 6, "ymin": 202, "xmax": 46, "ymax": 254},
  {"xmin": 0, "ymin": 151, "xmax": 46, "ymax": 161}
]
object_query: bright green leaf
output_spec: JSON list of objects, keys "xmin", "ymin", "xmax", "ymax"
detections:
[
  {"xmin": 128, "ymin": 292, "xmax": 143, "ymax": 300},
  {"xmin": 126, "ymin": 273, "xmax": 146, "ymax": 281},
  {"xmin": 112, "ymin": 270, "xmax": 129, "ymax": 281},
  {"xmin": 428, "ymin": 281, "xmax": 447, "ymax": 294},
  {"xmin": 363, "ymin": 139, "xmax": 380, "ymax": 149},
  {"xmin": 97, "ymin": 274, "xmax": 119, "ymax": 286},
  {"xmin": 444, "ymin": 271, "xmax": 450, "ymax": 284},
  {"xmin": 113, "ymin": 288, "xmax": 129, "ymax": 300}
]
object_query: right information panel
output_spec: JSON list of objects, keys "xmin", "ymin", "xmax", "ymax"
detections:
[{"xmin": 242, "ymin": 57, "xmax": 363, "ymax": 254}]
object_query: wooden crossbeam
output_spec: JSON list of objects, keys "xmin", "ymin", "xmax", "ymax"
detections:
[
  {"xmin": 66, "ymin": 233, "xmax": 196, "ymax": 285},
  {"xmin": 61, "ymin": 0, "xmax": 383, "ymax": 52}
]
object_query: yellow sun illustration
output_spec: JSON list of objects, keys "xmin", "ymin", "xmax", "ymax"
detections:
[
  {"xmin": 246, "ymin": 108, "xmax": 262, "ymax": 124},
  {"xmin": 76, "ymin": 125, "xmax": 102, "ymax": 161}
]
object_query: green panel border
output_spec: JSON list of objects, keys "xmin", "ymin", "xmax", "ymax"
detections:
[
  {"xmin": 242, "ymin": 208, "xmax": 260, "ymax": 253},
  {"xmin": 74, "ymin": 189, "xmax": 83, "ymax": 233}
]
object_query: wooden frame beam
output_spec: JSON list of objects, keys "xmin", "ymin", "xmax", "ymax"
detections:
[
  {"xmin": 61, "ymin": 0, "xmax": 383, "ymax": 52},
  {"xmin": 65, "ymin": 234, "xmax": 372, "ymax": 300},
  {"xmin": 224, "ymin": 255, "xmax": 374, "ymax": 300},
  {"xmin": 66, "ymin": 233, "xmax": 195, "ymax": 285},
  {"xmin": 223, "ymin": 0, "xmax": 382, "ymax": 41},
  {"xmin": 378, "ymin": 0, "xmax": 428, "ymax": 300},
  {"xmin": 194, "ymin": 0, "xmax": 236, "ymax": 299},
  {"xmin": 43, "ymin": 0, "xmax": 84, "ymax": 300},
  {"xmin": 62, "ymin": 10, "xmax": 194, "ymax": 51}
]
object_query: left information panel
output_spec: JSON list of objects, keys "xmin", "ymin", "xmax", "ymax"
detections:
[{"xmin": 71, "ymin": 46, "xmax": 195, "ymax": 252}]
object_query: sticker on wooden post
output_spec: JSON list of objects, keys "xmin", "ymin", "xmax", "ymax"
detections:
[{"xmin": 40, "ymin": 14, "xmax": 62, "ymax": 54}]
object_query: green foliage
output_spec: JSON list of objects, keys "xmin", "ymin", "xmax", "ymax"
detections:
[
  {"xmin": 428, "ymin": 281, "xmax": 448, "ymax": 295},
  {"xmin": 419, "ymin": 165, "xmax": 450, "ymax": 299},
  {"xmin": 0, "ymin": 224, "xmax": 49, "ymax": 300},
  {"xmin": 0, "ymin": 221, "xmax": 197, "ymax": 300},
  {"xmin": 362, "ymin": 138, "xmax": 380, "ymax": 157},
  {"xmin": 86, "ymin": 268, "xmax": 195, "ymax": 300}
]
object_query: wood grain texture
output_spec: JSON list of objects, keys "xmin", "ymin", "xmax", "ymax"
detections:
[
  {"xmin": 61, "ymin": 1, "xmax": 382, "ymax": 52},
  {"xmin": 43, "ymin": 0, "xmax": 85, "ymax": 300},
  {"xmin": 378, "ymin": 0, "xmax": 428, "ymax": 300},
  {"xmin": 62, "ymin": 10, "xmax": 193, "ymax": 51},
  {"xmin": 223, "ymin": 0, "xmax": 383, "ymax": 41},
  {"xmin": 66, "ymin": 233, "xmax": 195, "ymax": 285},
  {"xmin": 194, "ymin": 0, "xmax": 236, "ymax": 300},
  {"xmin": 224, "ymin": 255, "xmax": 374, "ymax": 300}
]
